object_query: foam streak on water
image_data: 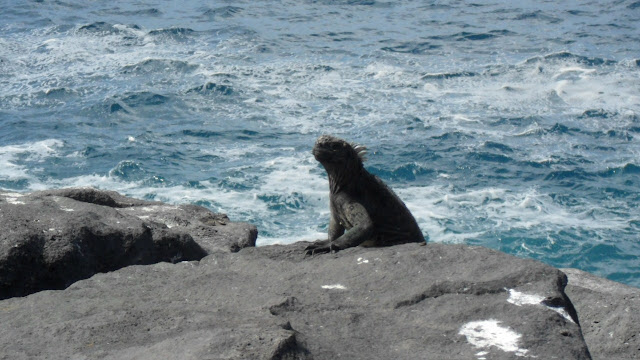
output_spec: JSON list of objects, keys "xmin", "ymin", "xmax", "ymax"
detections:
[{"xmin": 1, "ymin": 0, "xmax": 639, "ymax": 286}]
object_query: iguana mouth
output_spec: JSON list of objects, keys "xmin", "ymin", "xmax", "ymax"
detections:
[
  {"xmin": 311, "ymin": 146, "xmax": 334, "ymax": 163},
  {"xmin": 312, "ymin": 135, "xmax": 342, "ymax": 163}
]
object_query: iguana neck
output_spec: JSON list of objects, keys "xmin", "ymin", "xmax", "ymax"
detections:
[{"xmin": 327, "ymin": 162, "xmax": 362, "ymax": 194}]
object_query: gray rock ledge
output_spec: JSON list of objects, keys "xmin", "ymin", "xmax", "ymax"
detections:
[
  {"xmin": 0, "ymin": 188, "xmax": 257, "ymax": 299},
  {"xmin": 562, "ymin": 268, "xmax": 640, "ymax": 359},
  {"xmin": 0, "ymin": 188, "xmax": 633, "ymax": 359}
]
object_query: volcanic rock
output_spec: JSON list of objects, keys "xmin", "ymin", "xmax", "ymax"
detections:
[
  {"xmin": 563, "ymin": 268, "xmax": 640, "ymax": 359},
  {"xmin": 0, "ymin": 241, "xmax": 591, "ymax": 359},
  {"xmin": 0, "ymin": 188, "xmax": 256, "ymax": 299},
  {"xmin": 5, "ymin": 188, "xmax": 635, "ymax": 359}
]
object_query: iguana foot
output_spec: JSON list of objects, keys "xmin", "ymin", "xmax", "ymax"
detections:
[{"xmin": 304, "ymin": 240, "xmax": 340, "ymax": 256}]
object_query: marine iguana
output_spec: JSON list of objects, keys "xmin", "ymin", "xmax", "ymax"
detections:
[{"xmin": 305, "ymin": 135, "xmax": 425, "ymax": 255}]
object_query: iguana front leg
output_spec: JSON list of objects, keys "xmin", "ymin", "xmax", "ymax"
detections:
[
  {"xmin": 305, "ymin": 202, "xmax": 373, "ymax": 255},
  {"xmin": 305, "ymin": 211, "xmax": 345, "ymax": 256}
]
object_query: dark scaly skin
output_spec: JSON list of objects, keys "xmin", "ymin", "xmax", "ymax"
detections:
[{"xmin": 305, "ymin": 135, "xmax": 425, "ymax": 255}]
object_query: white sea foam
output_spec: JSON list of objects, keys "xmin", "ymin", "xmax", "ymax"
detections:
[
  {"xmin": 45, "ymin": 174, "xmax": 270, "ymax": 226},
  {"xmin": 248, "ymin": 154, "xmax": 330, "ymax": 244},
  {"xmin": 413, "ymin": 58, "xmax": 640, "ymax": 132},
  {"xmin": 135, "ymin": 182, "xmax": 266, "ymax": 216},
  {"xmin": 2, "ymin": 192, "xmax": 26, "ymax": 205},
  {"xmin": 258, "ymin": 155, "xmax": 327, "ymax": 205},
  {"xmin": 259, "ymin": 231, "xmax": 327, "ymax": 246},
  {"xmin": 365, "ymin": 62, "xmax": 404, "ymax": 79},
  {"xmin": 1, "ymin": 138, "xmax": 631, "ymax": 250},
  {"xmin": 32, "ymin": 152, "xmax": 331, "ymax": 245},
  {"xmin": 0, "ymin": 139, "xmax": 63, "ymax": 181},
  {"xmin": 397, "ymin": 185, "xmax": 631, "ymax": 244},
  {"xmin": 199, "ymin": 143, "xmax": 264, "ymax": 160}
]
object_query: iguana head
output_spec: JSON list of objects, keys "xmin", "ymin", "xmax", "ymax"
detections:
[{"xmin": 312, "ymin": 135, "xmax": 367, "ymax": 170}]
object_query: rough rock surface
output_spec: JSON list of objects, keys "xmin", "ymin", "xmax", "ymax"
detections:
[
  {"xmin": 6, "ymin": 188, "xmax": 638, "ymax": 359},
  {"xmin": 562, "ymin": 268, "xmax": 640, "ymax": 359},
  {"xmin": 0, "ymin": 188, "xmax": 256, "ymax": 299},
  {"xmin": 1, "ymin": 240, "xmax": 591, "ymax": 359},
  {"xmin": 115, "ymin": 200, "xmax": 257, "ymax": 254}
]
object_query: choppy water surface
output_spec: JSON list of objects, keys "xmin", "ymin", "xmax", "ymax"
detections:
[{"xmin": 1, "ymin": 0, "xmax": 639, "ymax": 286}]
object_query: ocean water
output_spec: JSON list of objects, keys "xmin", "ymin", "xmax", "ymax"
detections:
[{"xmin": 1, "ymin": 0, "xmax": 639, "ymax": 286}]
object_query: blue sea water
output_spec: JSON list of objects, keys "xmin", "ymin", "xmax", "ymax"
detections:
[{"xmin": 1, "ymin": 0, "xmax": 639, "ymax": 286}]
